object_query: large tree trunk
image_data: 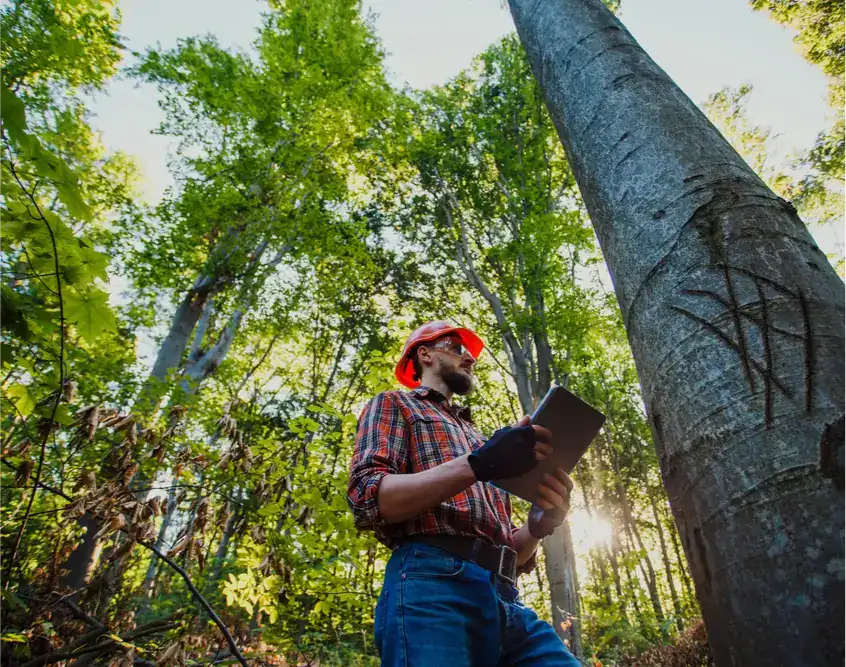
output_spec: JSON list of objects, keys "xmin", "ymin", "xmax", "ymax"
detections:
[{"xmin": 508, "ymin": 1, "xmax": 845, "ymax": 664}]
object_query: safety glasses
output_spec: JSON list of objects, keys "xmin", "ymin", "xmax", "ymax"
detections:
[{"xmin": 430, "ymin": 338, "xmax": 474, "ymax": 358}]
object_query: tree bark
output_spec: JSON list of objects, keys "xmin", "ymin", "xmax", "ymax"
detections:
[{"xmin": 508, "ymin": 0, "xmax": 845, "ymax": 664}]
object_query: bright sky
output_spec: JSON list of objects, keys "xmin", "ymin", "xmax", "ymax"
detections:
[{"xmin": 88, "ymin": 0, "xmax": 841, "ymax": 250}]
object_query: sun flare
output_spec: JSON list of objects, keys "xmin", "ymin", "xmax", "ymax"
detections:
[{"xmin": 568, "ymin": 508, "xmax": 613, "ymax": 551}]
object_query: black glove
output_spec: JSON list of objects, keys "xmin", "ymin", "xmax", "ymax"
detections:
[
  {"xmin": 528, "ymin": 503, "xmax": 567, "ymax": 539},
  {"xmin": 468, "ymin": 425, "xmax": 538, "ymax": 482}
]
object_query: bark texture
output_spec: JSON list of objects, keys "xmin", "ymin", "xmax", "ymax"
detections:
[{"xmin": 508, "ymin": 1, "xmax": 845, "ymax": 664}]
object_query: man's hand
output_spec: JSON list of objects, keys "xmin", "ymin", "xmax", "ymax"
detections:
[
  {"xmin": 467, "ymin": 416, "xmax": 553, "ymax": 482},
  {"xmin": 528, "ymin": 467, "xmax": 574, "ymax": 538}
]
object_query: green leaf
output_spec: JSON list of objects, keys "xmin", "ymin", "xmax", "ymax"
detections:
[
  {"xmin": 0, "ymin": 84, "xmax": 28, "ymax": 144},
  {"xmin": 1, "ymin": 632, "xmax": 28, "ymax": 644},
  {"xmin": 64, "ymin": 288, "xmax": 116, "ymax": 343},
  {"xmin": 266, "ymin": 606, "xmax": 278, "ymax": 624},
  {"xmin": 5, "ymin": 384, "xmax": 36, "ymax": 417},
  {"xmin": 36, "ymin": 403, "xmax": 73, "ymax": 426}
]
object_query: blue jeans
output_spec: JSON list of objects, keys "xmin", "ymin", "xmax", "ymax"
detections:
[{"xmin": 374, "ymin": 542, "xmax": 581, "ymax": 667}]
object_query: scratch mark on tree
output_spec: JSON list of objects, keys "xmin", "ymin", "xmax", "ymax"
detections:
[
  {"xmin": 671, "ymin": 306, "xmax": 791, "ymax": 396},
  {"xmin": 799, "ymin": 289, "xmax": 813, "ymax": 413},
  {"xmin": 722, "ymin": 263, "xmax": 755, "ymax": 393},
  {"xmin": 756, "ymin": 281, "xmax": 773, "ymax": 427}
]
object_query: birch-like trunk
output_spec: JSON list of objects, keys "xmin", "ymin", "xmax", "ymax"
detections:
[{"xmin": 508, "ymin": 1, "xmax": 845, "ymax": 663}]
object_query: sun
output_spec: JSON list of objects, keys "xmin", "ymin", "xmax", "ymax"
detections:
[{"xmin": 567, "ymin": 507, "xmax": 612, "ymax": 551}]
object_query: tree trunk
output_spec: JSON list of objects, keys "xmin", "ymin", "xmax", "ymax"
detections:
[
  {"xmin": 211, "ymin": 503, "xmax": 241, "ymax": 582},
  {"xmin": 650, "ymin": 489, "xmax": 684, "ymax": 632},
  {"xmin": 141, "ymin": 484, "xmax": 178, "ymax": 597},
  {"xmin": 543, "ymin": 521, "xmax": 582, "ymax": 656},
  {"xmin": 622, "ymin": 500, "xmax": 666, "ymax": 636},
  {"xmin": 508, "ymin": 1, "xmax": 845, "ymax": 664},
  {"xmin": 58, "ymin": 515, "xmax": 99, "ymax": 591},
  {"xmin": 669, "ymin": 514, "xmax": 694, "ymax": 603}
]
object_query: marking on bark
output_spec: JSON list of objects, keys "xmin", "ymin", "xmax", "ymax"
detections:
[
  {"xmin": 670, "ymin": 306, "xmax": 790, "ymax": 397},
  {"xmin": 819, "ymin": 416, "xmax": 845, "ymax": 491},
  {"xmin": 561, "ymin": 24, "xmax": 623, "ymax": 75},
  {"xmin": 756, "ymin": 281, "xmax": 773, "ymax": 427},
  {"xmin": 722, "ymin": 264, "xmax": 756, "ymax": 393},
  {"xmin": 682, "ymin": 289, "xmax": 803, "ymax": 341},
  {"xmin": 683, "ymin": 174, "xmax": 705, "ymax": 183},
  {"xmin": 672, "ymin": 236, "xmax": 819, "ymax": 425},
  {"xmin": 611, "ymin": 73, "xmax": 636, "ymax": 88},
  {"xmin": 653, "ymin": 210, "xmax": 665, "ymax": 220},
  {"xmin": 618, "ymin": 131, "xmax": 630, "ymax": 143},
  {"xmin": 798, "ymin": 289, "xmax": 813, "ymax": 413}
]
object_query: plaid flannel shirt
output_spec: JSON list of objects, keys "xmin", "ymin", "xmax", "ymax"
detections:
[{"xmin": 347, "ymin": 386, "xmax": 536, "ymax": 573}]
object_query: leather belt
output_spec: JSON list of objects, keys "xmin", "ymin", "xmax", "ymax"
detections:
[{"xmin": 402, "ymin": 535, "xmax": 518, "ymax": 585}]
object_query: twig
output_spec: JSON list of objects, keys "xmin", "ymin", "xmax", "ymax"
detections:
[
  {"xmin": 138, "ymin": 546, "xmax": 247, "ymax": 665},
  {"xmin": 4, "ymin": 161, "xmax": 66, "ymax": 586},
  {"xmin": 1, "ymin": 459, "xmax": 249, "ymax": 667}
]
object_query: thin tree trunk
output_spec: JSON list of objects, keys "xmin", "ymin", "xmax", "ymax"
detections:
[
  {"xmin": 620, "ymin": 482, "xmax": 667, "ymax": 636},
  {"xmin": 509, "ymin": 1, "xmax": 845, "ymax": 663},
  {"xmin": 669, "ymin": 513, "xmax": 694, "ymax": 604},
  {"xmin": 605, "ymin": 540, "xmax": 623, "ymax": 601},
  {"xmin": 543, "ymin": 522, "xmax": 582, "ymax": 656},
  {"xmin": 212, "ymin": 503, "xmax": 241, "ymax": 582},
  {"xmin": 650, "ymin": 489, "xmax": 684, "ymax": 632},
  {"xmin": 142, "ymin": 483, "xmax": 179, "ymax": 597},
  {"xmin": 622, "ymin": 545, "xmax": 643, "ymax": 620}
]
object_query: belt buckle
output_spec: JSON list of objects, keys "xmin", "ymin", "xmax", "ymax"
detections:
[{"xmin": 497, "ymin": 545, "xmax": 517, "ymax": 585}]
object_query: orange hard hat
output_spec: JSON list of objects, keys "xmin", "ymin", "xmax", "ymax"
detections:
[{"xmin": 395, "ymin": 320, "xmax": 485, "ymax": 389}]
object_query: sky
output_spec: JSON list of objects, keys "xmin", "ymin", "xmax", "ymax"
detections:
[{"xmin": 87, "ymin": 0, "xmax": 841, "ymax": 249}]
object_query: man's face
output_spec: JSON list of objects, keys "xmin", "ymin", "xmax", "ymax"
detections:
[{"xmin": 429, "ymin": 335, "xmax": 476, "ymax": 395}]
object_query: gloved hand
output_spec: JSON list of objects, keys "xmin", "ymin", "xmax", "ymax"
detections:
[
  {"xmin": 528, "ymin": 468, "xmax": 574, "ymax": 538},
  {"xmin": 468, "ymin": 423, "xmax": 551, "ymax": 482}
]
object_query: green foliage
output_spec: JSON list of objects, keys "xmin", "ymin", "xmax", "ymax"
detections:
[
  {"xmin": 750, "ymin": 0, "xmax": 844, "ymax": 234},
  {"xmin": 1, "ymin": 1, "xmax": 833, "ymax": 665}
]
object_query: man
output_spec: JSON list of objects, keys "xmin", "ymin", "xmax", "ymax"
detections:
[{"xmin": 348, "ymin": 321, "xmax": 580, "ymax": 666}]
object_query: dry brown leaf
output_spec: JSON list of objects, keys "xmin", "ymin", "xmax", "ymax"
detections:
[
  {"xmin": 72, "ymin": 471, "xmax": 96, "ymax": 493},
  {"xmin": 157, "ymin": 641, "xmax": 181, "ymax": 666},
  {"xmin": 121, "ymin": 463, "xmax": 138, "ymax": 487},
  {"xmin": 64, "ymin": 496, "xmax": 88, "ymax": 519},
  {"xmin": 62, "ymin": 380, "xmax": 77, "ymax": 403},
  {"xmin": 147, "ymin": 496, "xmax": 162, "ymax": 516},
  {"xmin": 14, "ymin": 439, "xmax": 31, "ymax": 458},
  {"xmin": 85, "ymin": 406, "xmax": 100, "ymax": 440},
  {"xmin": 166, "ymin": 534, "xmax": 191, "ymax": 558},
  {"xmin": 15, "ymin": 459, "xmax": 33, "ymax": 487}
]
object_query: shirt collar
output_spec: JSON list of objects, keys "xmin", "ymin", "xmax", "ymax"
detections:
[{"xmin": 410, "ymin": 386, "xmax": 473, "ymax": 423}]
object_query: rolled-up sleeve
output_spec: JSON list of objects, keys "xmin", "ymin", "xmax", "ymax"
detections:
[
  {"xmin": 512, "ymin": 522, "xmax": 539, "ymax": 577},
  {"xmin": 347, "ymin": 392, "xmax": 408, "ymax": 531}
]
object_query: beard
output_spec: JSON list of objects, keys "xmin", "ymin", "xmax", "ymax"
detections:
[{"xmin": 441, "ymin": 367, "xmax": 474, "ymax": 396}]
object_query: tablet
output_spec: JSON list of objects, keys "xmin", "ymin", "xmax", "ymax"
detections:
[{"xmin": 491, "ymin": 385, "xmax": 606, "ymax": 503}]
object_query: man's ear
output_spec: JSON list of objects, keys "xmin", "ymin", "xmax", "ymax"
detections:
[{"xmin": 417, "ymin": 345, "xmax": 433, "ymax": 367}]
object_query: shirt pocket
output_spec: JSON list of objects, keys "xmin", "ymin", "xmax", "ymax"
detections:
[{"xmin": 407, "ymin": 412, "xmax": 470, "ymax": 471}]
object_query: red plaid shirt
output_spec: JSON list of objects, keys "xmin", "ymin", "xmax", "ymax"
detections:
[{"xmin": 348, "ymin": 386, "xmax": 528, "ymax": 557}]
